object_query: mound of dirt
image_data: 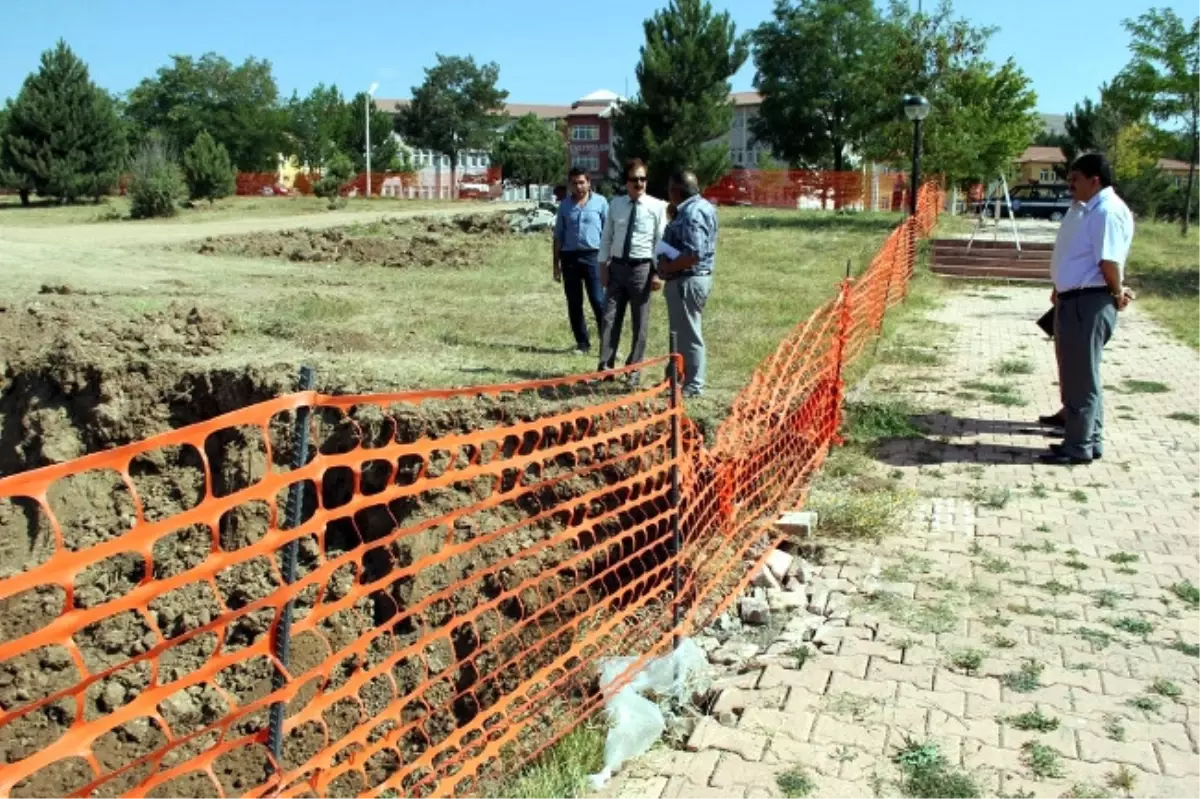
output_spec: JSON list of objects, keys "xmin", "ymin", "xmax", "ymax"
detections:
[{"xmin": 194, "ymin": 211, "xmax": 528, "ymax": 268}]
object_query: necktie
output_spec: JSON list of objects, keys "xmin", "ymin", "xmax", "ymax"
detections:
[{"xmin": 621, "ymin": 198, "xmax": 639, "ymax": 259}]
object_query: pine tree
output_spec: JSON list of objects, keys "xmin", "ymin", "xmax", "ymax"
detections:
[
  {"xmin": 182, "ymin": 130, "xmax": 236, "ymax": 202},
  {"xmin": 0, "ymin": 40, "xmax": 124, "ymax": 204},
  {"xmin": 612, "ymin": 0, "xmax": 749, "ymax": 197}
]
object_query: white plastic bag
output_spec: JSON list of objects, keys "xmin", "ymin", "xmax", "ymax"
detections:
[{"xmin": 586, "ymin": 639, "xmax": 709, "ymax": 789}]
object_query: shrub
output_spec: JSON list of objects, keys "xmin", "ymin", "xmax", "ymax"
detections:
[
  {"xmin": 314, "ymin": 151, "xmax": 356, "ymax": 207},
  {"xmin": 127, "ymin": 134, "xmax": 185, "ymax": 219},
  {"xmin": 182, "ymin": 130, "xmax": 235, "ymax": 203}
]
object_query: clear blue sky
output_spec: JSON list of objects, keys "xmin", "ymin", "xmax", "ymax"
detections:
[{"xmin": 0, "ymin": 0, "xmax": 1194, "ymax": 113}]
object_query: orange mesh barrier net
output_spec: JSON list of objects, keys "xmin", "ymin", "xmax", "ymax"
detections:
[
  {"xmin": 0, "ymin": 183, "xmax": 943, "ymax": 798},
  {"xmin": 702, "ymin": 168, "xmax": 918, "ymax": 211}
]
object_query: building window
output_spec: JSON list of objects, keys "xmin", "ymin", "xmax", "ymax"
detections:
[
  {"xmin": 732, "ymin": 149, "xmax": 744, "ymax": 166},
  {"xmin": 571, "ymin": 125, "xmax": 600, "ymax": 141},
  {"xmin": 1039, "ymin": 168, "xmax": 1055, "ymax": 182},
  {"xmin": 571, "ymin": 154, "xmax": 600, "ymax": 172}
]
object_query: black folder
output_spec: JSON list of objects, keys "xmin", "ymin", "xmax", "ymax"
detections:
[{"xmin": 1036, "ymin": 307, "xmax": 1054, "ymax": 338}]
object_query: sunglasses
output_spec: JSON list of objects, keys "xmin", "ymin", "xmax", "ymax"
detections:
[{"xmin": 628, "ymin": 176, "xmax": 647, "ymax": 184}]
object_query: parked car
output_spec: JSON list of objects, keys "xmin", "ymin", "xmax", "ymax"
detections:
[{"xmin": 973, "ymin": 183, "xmax": 1072, "ymax": 221}]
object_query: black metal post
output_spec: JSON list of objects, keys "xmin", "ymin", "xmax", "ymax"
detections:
[
  {"xmin": 910, "ymin": 118, "xmax": 922, "ymax": 217},
  {"xmin": 267, "ymin": 365, "xmax": 316, "ymax": 770},
  {"xmin": 668, "ymin": 332, "xmax": 682, "ymax": 647}
]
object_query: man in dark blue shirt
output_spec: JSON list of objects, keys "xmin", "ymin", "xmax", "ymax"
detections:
[
  {"xmin": 657, "ymin": 170, "xmax": 717, "ymax": 398},
  {"xmin": 553, "ymin": 168, "xmax": 609, "ymax": 355}
]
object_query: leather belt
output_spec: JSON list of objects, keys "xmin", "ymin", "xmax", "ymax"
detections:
[{"xmin": 1058, "ymin": 286, "xmax": 1111, "ymax": 301}]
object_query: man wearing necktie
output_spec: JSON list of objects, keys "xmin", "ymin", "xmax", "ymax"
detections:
[{"xmin": 597, "ymin": 158, "xmax": 668, "ymax": 384}]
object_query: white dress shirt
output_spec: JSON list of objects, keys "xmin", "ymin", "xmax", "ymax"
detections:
[
  {"xmin": 598, "ymin": 193, "xmax": 668, "ymax": 262},
  {"xmin": 1049, "ymin": 187, "xmax": 1135, "ymax": 293}
]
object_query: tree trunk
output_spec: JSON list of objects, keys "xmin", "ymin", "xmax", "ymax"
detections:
[
  {"xmin": 18, "ymin": 188, "xmax": 30, "ymax": 207},
  {"xmin": 831, "ymin": 143, "xmax": 844, "ymax": 210},
  {"xmin": 1182, "ymin": 119, "xmax": 1197, "ymax": 237}
]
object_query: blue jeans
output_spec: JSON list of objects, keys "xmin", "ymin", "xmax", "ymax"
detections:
[{"xmin": 562, "ymin": 250, "xmax": 605, "ymax": 350}]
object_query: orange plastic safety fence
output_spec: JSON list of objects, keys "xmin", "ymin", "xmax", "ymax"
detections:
[{"xmin": 0, "ymin": 181, "xmax": 943, "ymax": 799}]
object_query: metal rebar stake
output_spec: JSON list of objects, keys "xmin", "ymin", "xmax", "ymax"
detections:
[
  {"xmin": 267, "ymin": 365, "xmax": 316, "ymax": 770},
  {"xmin": 668, "ymin": 333, "xmax": 682, "ymax": 647}
]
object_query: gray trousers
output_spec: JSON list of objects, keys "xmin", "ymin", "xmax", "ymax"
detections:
[
  {"xmin": 599, "ymin": 260, "xmax": 653, "ymax": 372},
  {"xmin": 665, "ymin": 274, "xmax": 712, "ymax": 393},
  {"xmin": 1055, "ymin": 292, "xmax": 1117, "ymax": 459}
]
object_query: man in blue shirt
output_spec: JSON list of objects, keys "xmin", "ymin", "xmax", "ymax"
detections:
[
  {"xmin": 553, "ymin": 168, "xmax": 609, "ymax": 355},
  {"xmin": 657, "ymin": 170, "xmax": 717, "ymax": 398}
]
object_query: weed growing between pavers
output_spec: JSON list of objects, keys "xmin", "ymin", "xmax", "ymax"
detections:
[
  {"xmin": 1021, "ymin": 742, "xmax": 1066, "ymax": 780},
  {"xmin": 1169, "ymin": 579, "xmax": 1199, "ymax": 607},
  {"xmin": 1166, "ymin": 640, "xmax": 1200, "ymax": 657},
  {"xmin": 882, "ymin": 553, "xmax": 935, "ymax": 581},
  {"xmin": 1001, "ymin": 659, "xmax": 1045, "ymax": 693},
  {"xmin": 807, "ymin": 487, "xmax": 914, "ymax": 542},
  {"xmin": 995, "ymin": 358, "xmax": 1034, "ymax": 376},
  {"xmin": 1060, "ymin": 783, "xmax": 1110, "ymax": 798},
  {"xmin": 950, "ymin": 649, "xmax": 985, "ymax": 675},
  {"xmin": 1117, "ymin": 379, "xmax": 1170, "ymax": 394},
  {"xmin": 1149, "ymin": 678, "xmax": 1182, "ymax": 699},
  {"xmin": 967, "ymin": 485, "xmax": 1011, "ymax": 509},
  {"xmin": 961, "ymin": 380, "xmax": 1027, "ymax": 407},
  {"xmin": 1064, "ymin": 556, "xmax": 1090, "ymax": 571},
  {"xmin": 1105, "ymin": 552, "xmax": 1138, "ymax": 565},
  {"xmin": 980, "ymin": 554, "xmax": 1013, "ymax": 573},
  {"xmin": 1166, "ymin": 411, "xmax": 1200, "ymax": 424},
  {"xmin": 864, "ymin": 592, "xmax": 958, "ymax": 634},
  {"xmin": 1077, "ymin": 627, "xmax": 1116, "ymax": 650},
  {"xmin": 777, "ymin": 767, "xmax": 817, "ymax": 798},
  {"xmin": 1108, "ymin": 616, "xmax": 1153, "ymax": 636},
  {"xmin": 1093, "ymin": 589, "xmax": 1123, "ymax": 608},
  {"xmin": 891, "ymin": 737, "xmax": 981, "ymax": 798},
  {"xmin": 1103, "ymin": 714, "xmax": 1126, "ymax": 741},
  {"xmin": 1041, "ymin": 580, "xmax": 1073, "ymax": 596},
  {"xmin": 984, "ymin": 633, "xmax": 1018, "ymax": 648},
  {"xmin": 1005, "ymin": 706, "xmax": 1060, "ymax": 732},
  {"xmin": 1126, "ymin": 695, "xmax": 1162, "ymax": 715},
  {"xmin": 841, "ymin": 399, "xmax": 922, "ymax": 444},
  {"xmin": 1068, "ymin": 489, "xmax": 1089, "ymax": 503},
  {"xmin": 1106, "ymin": 764, "xmax": 1138, "ymax": 798}
]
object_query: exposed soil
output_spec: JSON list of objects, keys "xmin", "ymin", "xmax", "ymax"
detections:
[
  {"xmin": 0, "ymin": 243, "xmax": 678, "ymax": 798},
  {"xmin": 192, "ymin": 212, "xmax": 519, "ymax": 269}
]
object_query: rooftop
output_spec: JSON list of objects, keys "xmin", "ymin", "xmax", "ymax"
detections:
[{"xmin": 1015, "ymin": 146, "xmax": 1066, "ymax": 164}]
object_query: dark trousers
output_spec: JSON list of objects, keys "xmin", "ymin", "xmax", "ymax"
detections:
[
  {"xmin": 561, "ymin": 250, "xmax": 604, "ymax": 350},
  {"xmin": 1055, "ymin": 292, "xmax": 1117, "ymax": 459},
  {"xmin": 599, "ymin": 260, "xmax": 653, "ymax": 372}
]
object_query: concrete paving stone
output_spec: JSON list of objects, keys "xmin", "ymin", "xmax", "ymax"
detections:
[
  {"xmin": 894, "ymin": 682, "xmax": 970, "ymax": 719},
  {"xmin": 712, "ymin": 671, "xmax": 764, "ymax": 691},
  {"xmin": 760, "ymin": 737, "xmax": 842, "ymax": 776},
  {"xmin": 686, "ymin": 717, "xmax": 769, "ymax": 761},
  {"xmin": 709, "ymin": 753, "xmax": 781, "ymax": 791},
  {"xmin": 1001, "ymin": 724, "xmax": 1081, "ymax": 759},
  {"xmin": 805, "ymin": 775, "xmax": 880, "ymax": 799},
  {"xmin": 935, "ymin": 669, "xmax": 1003, "ymax": 701},
  {"xmin": 712, "ymin": 685, "xmax": 789, "ymax": 715},
  {"xmin": 738, "ymin": 707, "xmax": 815, "ymax": 742},
  {"xmin": 662, "ymin": 776, "xmax": 739, "ymax": 798},
  {"xmin": 867, "ymin": 659, "xmax": 935, "ymax": 690},
  {"xmin": 1038, "ymin": 664, "xmax": 1104, "ymax": 693},
  {"xmin": 1071, "ymin": 729, "xmax": 1160, "ymax": 771},
  {"xmin": 1155, "ymin": 741, "xmax": 1200, "ymax": 777},
  {"xmin": 1098, "ymin": 670, "xmax": 1151, "ymax": 697},
  {"xmin": 927, "ymin": 708, "xmax": 1002, "ymax": 746},
  {"xmin": 743, "ymin": 787, "xmax": 779, "ymax": 799},
  {"xmin": 810, "ymin": 714, "xmax": 888, "ymax": 752},
  {"xmin": 756, "ymin": 664, "xmax": 831, "ymax": 693},
  {"xmin": 636, "ymin": 748, "xmax": 722, "ymax": 781},
  {"xmin": 835, "ymin": 636, "xmax": 903, "ymax": 661},
  {"xmin": 827, "ymin": 673, "xmax": 899, "ymax": 702},
  {"xmin": 609, "ymin": 775, "xmax": 669, "ymax": 798}
]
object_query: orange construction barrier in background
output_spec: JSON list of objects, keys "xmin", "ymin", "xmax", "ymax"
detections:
[{"xmin": 0, "ymin": 184, "xmax": 944, "ymax": 798}]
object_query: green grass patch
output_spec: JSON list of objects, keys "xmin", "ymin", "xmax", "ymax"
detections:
[
  {"xmin": 950, "ymin": 649, "xmax": 985, "ymax": 676},
  {"xmin": 1005, "ymin": 706, "xmax": 1060, "ymax": 732},
  {"xmin": 1106, "ymin": 764, "xmax": 1137, "ymax": 797},
  {"xmin": 980, "ymin": 554, "xmax": 1013, "ymax": 573},
  {"xmin": 1093, "ymin": 589, "xmax": 1123, "ymax": 609},
  {"xmin": 866, "ymin": 592, "xmax": 959, "ymax": 634},
  {"xmin": 961, "ymin": 380, "xmax": 1027, "ymax": 407},
  {"xmin": 967, "ymin": 484, "xmax": 1012, "ymax": 509},
  {"xmin": 995, "ymin": 358, "xmax": 1034, "ymax": 375},
  {"xmin": 1169, "ymin": 580, "xmax": 1199, "ymax": 607},
  {"xmin": 1021, "ymin": 741, "xmax": 1066, "ymax": 780},
  {"xmin": 1063, "ymin": 557, "xmax": 1090, "ymax": 571},
  {"xmin": 777, "ymin": 767, "xmax": 817, "ymax": 798},
  {"xmin": 1166, "ymin": 411, "xmax": 1200, "ymax": 424},
  {"xmin": 1121, "ymin": 219, "xmax": 1199, "ymax": 347},
  {"xmin": 1166, "ymin": 640, "xmax": 1200, "ymax": 657},
  {"xmin": 1035, "ymin": 525, "xmax": 1052, "ymax": 536},
  {"xmin": 1077, "ymin": 627, "xmax": 1116, "ymax": 649},
  {"xmin": 1109, "ymin": 616, "xmax": 1153, "ymax": 636},
  {"xmin": 882, "ymin": 553, "xmax": 935, "ymax": 582},
  {"xmin": 1068, "ymin": 489, "xmax": 1089, "ymax": 503},
  {"xmin": 1116, "ymin": 379, "xmax": 1171, "ymax": 394},
  {"xmin": 841, "ymin": 399, "xmax": 922, "ymax": 444},
  {"xmin": 1001, "ymin": 659, "xmax": 1045, "ymax": 693},
  {"xmin": 984, "ymin": 633, "xmax": 1018, "ymax": 648},
  {"xmin": 1103, "ymin": 714, "xmax": 1126, "ymax": 742},
  {"xmin": 1149, "ymin": 679, "xmax": 1182, "ymax": 699},
  {"xmin": 807, "ymin": 486, "xmax": 914, "ymax": 543},
  {"xmin": 892, "ymin": 737, "xmax": 981, "ymax": 798},
  {"xmin": 1126, "ymin": 695, "xmax": 1161, "ymax": 715},
  {"xmin": 1105, "ymin": 552, "xmax": 1139, "ymax": 565},
  {"xmin": 497, "ymin": 724, "xmax": 605, "ymax": 798},
  {"xmin": 1040, "ymin": 580, "xmax": 1073, "ymax": 596}
]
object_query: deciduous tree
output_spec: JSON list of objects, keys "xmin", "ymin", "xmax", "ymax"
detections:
[
  {"xmin": 399, "ymin": 55, "xmax": 507, "ymax": 187},
  {"xmin": 750, "ymin": 0, "xmax": 878, "ymax": 171},
  {"xmin": 612, "ymin": 0, "xmax": 749, "ymax": 196},
  {"xmin": 491, "ymin": 114, "xmax": 567, "ymax": 188},
  {"xmin": 1111, "ymin": 7, "xmax": 1199, "ymax": 232},
  {"xmin": 125, "ymin": 53, "xmax": 287, "ymax": 171}
]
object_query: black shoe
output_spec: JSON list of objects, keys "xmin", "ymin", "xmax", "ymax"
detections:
[
  {"xmin": 1050, "ymin": 443, "xmax": 1101, "ymax": 460},
  {"xmin": 1038, "ymin": 451, "xmax": 1092, "ymax": 466},
  {"xmin": 1038, "ymin": 412, "xmax": 1065, "ymax": 427}
]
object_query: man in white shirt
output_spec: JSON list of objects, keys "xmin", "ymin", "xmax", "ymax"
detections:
[
  {"xmin": 1041, "ymin": 153, "xmax": 1135, "ymax": 466},
  {"xmin": 597, "ymin": 158, "xmax": 668, "ymax": 383}
]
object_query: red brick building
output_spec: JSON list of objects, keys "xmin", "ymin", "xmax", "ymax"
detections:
[{"xmin": 565, "ymin": 89, "xmax": 623, "ymax": 183}]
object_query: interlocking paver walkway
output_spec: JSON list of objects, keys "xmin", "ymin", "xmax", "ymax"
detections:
[{"xmin": 601, "ymin": 285, "xmax": 1199, "ymax": 798}]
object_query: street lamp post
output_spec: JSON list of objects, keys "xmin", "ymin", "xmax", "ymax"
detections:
[
  {"xmin": 902, "ymin": 94, "xmax": 930, "ymax": 216},
  {"xmin": 366, "ymin": 82, "xmax": 379, "ymax": 199}
]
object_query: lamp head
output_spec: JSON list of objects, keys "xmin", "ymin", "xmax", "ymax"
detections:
[{"xmin": 903, "ymin": 94, "xmax": 931, "ymax": 121}]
